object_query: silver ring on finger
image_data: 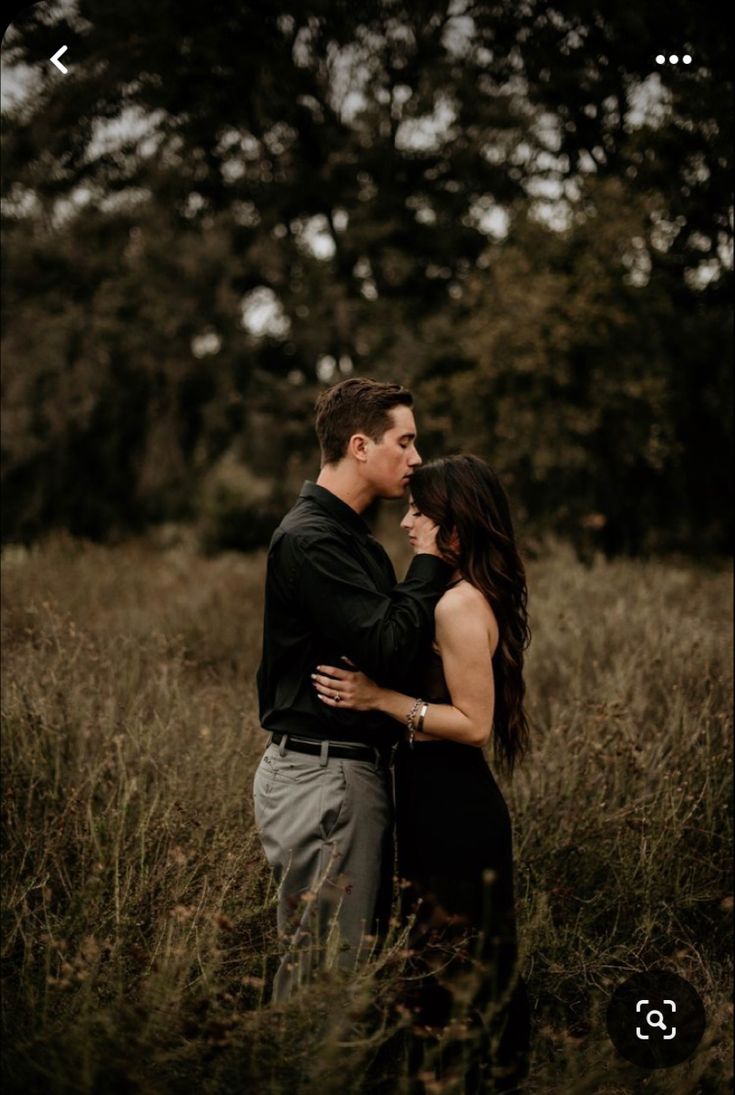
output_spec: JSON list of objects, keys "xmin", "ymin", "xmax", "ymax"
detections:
[{"xmin": 334, "ymin": 692, "xmax": 341, "ymax": 702}]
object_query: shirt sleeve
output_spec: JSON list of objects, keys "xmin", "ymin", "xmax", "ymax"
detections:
[{"xmin": 293, "ymin": 533, "xmax": 452, "ymax": 682}]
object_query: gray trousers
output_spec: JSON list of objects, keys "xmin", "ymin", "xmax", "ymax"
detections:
[{"xmin": 253, "ymin": 739, "xmax": 394, "ymax": 1002}]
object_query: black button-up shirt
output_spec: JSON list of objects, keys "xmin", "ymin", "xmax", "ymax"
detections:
[{"xmin": 256, "ymin": 481, "xmax": 451, "ymax": 748}]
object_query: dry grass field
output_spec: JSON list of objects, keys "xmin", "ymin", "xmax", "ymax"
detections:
[{"xmin": 1, "ymin": 530, "xmax": 732, "ymax": 1093}]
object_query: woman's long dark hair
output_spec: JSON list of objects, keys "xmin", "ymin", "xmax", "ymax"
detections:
[{"xmin": 410, "ymin": 454, "xmax": 531, "ymax": 775}]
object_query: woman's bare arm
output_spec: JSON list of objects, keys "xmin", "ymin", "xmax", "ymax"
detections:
[{"xmin": 313, "ymin": 584, "xmax": 498, "ymax": 747}]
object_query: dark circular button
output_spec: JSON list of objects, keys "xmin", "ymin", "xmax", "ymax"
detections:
[{"xmin": 606, "ymin": 970, "xmax": 706, "ymax": 1068}]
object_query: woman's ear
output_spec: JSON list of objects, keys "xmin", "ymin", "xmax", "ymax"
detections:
[{"xmin": 448, "ymin": 528, "xmax": 460, "ymax": 554}]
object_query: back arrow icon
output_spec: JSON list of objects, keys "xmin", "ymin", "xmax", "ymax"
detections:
[{"xmin": 50, "ymin": 46, "xmax": 68, "ymax": 73}]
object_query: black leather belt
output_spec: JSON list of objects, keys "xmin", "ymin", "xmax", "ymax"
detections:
[{"xmin": 268, "ymin": 731, "xmax": 396, "ymax": 766}]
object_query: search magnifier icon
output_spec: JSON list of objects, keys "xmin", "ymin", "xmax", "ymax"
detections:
[{"xmin": 607, "ymin": 970, "xmax": 705, "ymax": 1067}]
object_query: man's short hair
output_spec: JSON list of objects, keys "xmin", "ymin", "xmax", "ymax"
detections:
[{"xmin": 315, "ymin": 378, "xmax": 414, "ymax": 466}]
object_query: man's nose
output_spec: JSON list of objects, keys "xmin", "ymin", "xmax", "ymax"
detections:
[{"xmin": 410, "ymin": 446, "xmax": 422, "ymax": 466}]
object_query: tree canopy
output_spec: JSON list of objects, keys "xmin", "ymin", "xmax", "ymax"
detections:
[{"xmin": 2, "ymin": 0, "xmax": 732, "ymax": 554}]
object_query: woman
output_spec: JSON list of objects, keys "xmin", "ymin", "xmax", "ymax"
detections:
[{"xmin": 311, "ymin": 454, "xmax": 531, "ymax": 1093}]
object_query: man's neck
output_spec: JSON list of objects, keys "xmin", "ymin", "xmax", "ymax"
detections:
[{"xmin": 316, "ymin": 465, "xmax": 374, "ymax": 515}]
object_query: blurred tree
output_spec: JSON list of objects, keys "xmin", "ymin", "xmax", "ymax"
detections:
[
  {"xmin": 1, "ymin": 0, "xmax": 731, "ymax": 553},
  {"xmin": 463, "ymin": 0, "xmax": 733, "ymax": 555}
]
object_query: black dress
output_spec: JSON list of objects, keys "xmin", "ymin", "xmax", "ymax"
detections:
[{"xmin": 394, "ymin": 641, "xmax": 531, "ymax": 1093}]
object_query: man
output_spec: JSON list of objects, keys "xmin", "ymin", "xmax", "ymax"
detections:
[{"xmin": 254, "ymin": 377, "xmax": 451, "ymax": 1001}]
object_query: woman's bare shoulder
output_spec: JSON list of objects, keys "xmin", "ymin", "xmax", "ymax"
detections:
[
  {"xmin": 435, "ymin": 580, "xmax": 499, "ymax": 650},
  {"xmin": 436, "ymin": 579, "xmax": 488, "ymax": 613}
]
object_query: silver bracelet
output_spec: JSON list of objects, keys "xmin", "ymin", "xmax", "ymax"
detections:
[
  {"xmin": 416, "ymin": 702, "xmax": 429, "ymax": 735},
  {"xmin": 406, "ymin": 697, "xmax": 422, "ymax": 748}
]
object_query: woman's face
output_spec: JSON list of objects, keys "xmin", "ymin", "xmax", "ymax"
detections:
[
  {"xmin": 400, "ymin": 496, "xmax": 435, "ymax": 546},
  {"xmin": 401, "ymin": 492, "xmax": 459, "ymax": 559}
]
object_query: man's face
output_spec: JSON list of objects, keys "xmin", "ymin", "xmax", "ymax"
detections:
[{"xmin": 363, "ymin": 405, "xmax": 421, "ymax": 499}]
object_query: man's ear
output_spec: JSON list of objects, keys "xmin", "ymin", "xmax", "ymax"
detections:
[{"xmin": 347, "ymin": 433, "xmax": 370, "ymax": 463}]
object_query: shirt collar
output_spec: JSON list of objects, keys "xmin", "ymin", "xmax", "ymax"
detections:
[{"xmin": 299, "ymin": 481, "xmax": 373, "ymax": 541}]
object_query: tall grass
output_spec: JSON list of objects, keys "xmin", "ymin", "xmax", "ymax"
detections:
[{"xmin": 1, "ymin": 532, "xmax": 732, "ymax": 1093}]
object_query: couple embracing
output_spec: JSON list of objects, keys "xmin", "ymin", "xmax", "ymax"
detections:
[{"xmin": 254, "ymin": 377, "xmax": 531, "ymax": 1092}]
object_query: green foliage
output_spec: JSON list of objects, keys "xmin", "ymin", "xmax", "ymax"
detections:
[
  {"xmin": 414, "ymin": 176, "xmax": 732, "ymax": 555},
  {"xmin": 1, "ymin": 2, "xmax": 732, "ymax": 552},
  {"xmin": 196, "ymin": 452, "xmax": 283, "ymax": 554}
]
